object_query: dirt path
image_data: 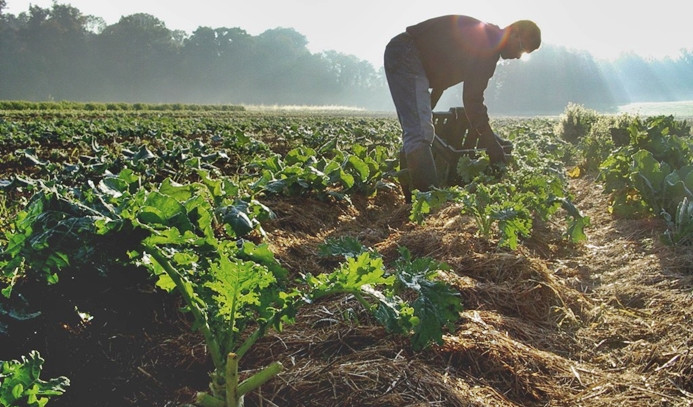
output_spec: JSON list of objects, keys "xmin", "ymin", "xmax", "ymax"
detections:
[{"xmin": 553, "ymin": 178, "xmax": 693, "ymax": 406}]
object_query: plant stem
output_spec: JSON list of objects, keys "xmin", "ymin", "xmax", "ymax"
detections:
[
  {"xmin": 234, "ymin": 313, "xmax": 277, "ymax": 359},
  {"xmin": 312, "ymin": 289, "xmax": 374, "ymax": 312},
  {"xmin": 237, "ymin": 361, "xmax": 283, "ymax": 396},
  {"xmin": 226, "ymin": 353, "xmax": 239, "ymax": 407},
  {"xmin": 195, "ymin": 392, "xmax": 224, "ymax": 407},
  {"xmin": 352, "ymin": 291, "xmax": 372, "ymax": 311},
  {"xmin": 144, "ymin": 246, "xmax": 224, "ymax": 371},
  {"xmin": 234, "ymin": 323, "xmax": 267, "ymax": 359}
]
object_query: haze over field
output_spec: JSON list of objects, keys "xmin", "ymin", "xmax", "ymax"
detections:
[
  {"xmin": 2, "ymin": 0, "xmax": 693, "ymax": 113},
  {"xmin": 7, "ymin": 0, "xmax": 691, "ymax": 67}
]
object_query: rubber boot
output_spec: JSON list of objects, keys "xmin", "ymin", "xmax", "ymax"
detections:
[{"xmin": 406, "ymin": 145, "xmax": 438, "ymax": 193}]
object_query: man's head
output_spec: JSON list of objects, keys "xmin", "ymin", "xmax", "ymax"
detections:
[{"xmin": 501, "ymin": 20, "xmax": 541, "ymax": 59}]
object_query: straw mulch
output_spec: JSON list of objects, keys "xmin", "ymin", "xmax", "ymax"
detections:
[{"xmin": 245, "ymin": 176, "xmax": 693, "ymax": 407}]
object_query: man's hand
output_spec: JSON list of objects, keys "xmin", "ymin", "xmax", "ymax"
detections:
[
  {"xmin": 479, "ymin": 133, "xmax": 507, "ymax": 165},
  {"xmin": 495, "ymin": 133, "xmax": 513, "ymax": 155}
]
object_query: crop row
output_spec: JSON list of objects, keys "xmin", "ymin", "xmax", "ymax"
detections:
[
  {"xmin": 1, "ymin": 106, "xmax": 691, "ymax": 406},
  {"xmin": 557, "ymin": 104, "xmax": 693, "ymax": 245},
  {"xmin": 0, "ymin": 100, "xmax": 245, "ymax": 112}
]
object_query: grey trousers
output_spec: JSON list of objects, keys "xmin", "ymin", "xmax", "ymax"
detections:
[{"xmin": 384, "ymin": 32, "xmax": 435, "ymax": 155}]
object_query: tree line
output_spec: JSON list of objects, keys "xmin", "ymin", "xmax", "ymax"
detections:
[{"xmin": 1, "ymin": 2, "xmax": 692, "ymax": 113}]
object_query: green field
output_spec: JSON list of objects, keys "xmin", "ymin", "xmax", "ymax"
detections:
[
  {"xmin": 0, "ymin": 104, "xmax": 692, "ymax": 407},
  {"xmin": 617, "ymin": 100, "xmax": 693, "ymax": 118}
]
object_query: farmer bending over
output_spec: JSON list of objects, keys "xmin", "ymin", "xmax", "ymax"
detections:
[{"xmin": 384, "ymin": 15, "xmax": 541, "ymax": 194}]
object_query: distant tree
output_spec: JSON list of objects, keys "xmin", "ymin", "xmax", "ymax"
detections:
[
  {"xmin": 322, "ymin": 51, "xmax": 369, "ymax": 88},
  {"xmin": 253, "ymin": 27, "xmax": 312, "ymax": 103},
  {"xmin": 41, "ymin": 4, "xmax": 92, "ymax": 99},
  {"xmin": 674, "ymin": 49, "xmax": 693, "ymax": 97},
  {"xmin": 95, "ymin": 13, "xmax": 180, "ymax": 101},
  {"xmin": 84, "ymin": 15, "xmax": 106, "ymax": 33},
  {"xmin": 1, "ymin": 2, "xmax": 691, "ymax": 109},
  {"xmin": 681, "ymin": 49, "xmax": 693, "ymax": 66},
  {"xmin": 256, "ymin": 27, "xmax": 309, "ymax": 60},
  {"xmin": 0, "ymin": 1, "xmax": 17, "ymax": 97},
  {"xmin": 609, "ymin": 52, "xmax": 673, "ymax": 102},
  {"xmin": 180, "ymin": 26, "xmax": 225, "ymax": 101},
  {"xmin": 0, "ymin": 4, "xmax": 92, "ymax": 99},
  {"xmin": 212, "ymin": 27, "xmax": 256, "ymax": 101},
  {"xmin": 321, "ymin": 50, "xmax": 387, "ymax": 106},
  {"xmin": 180, "ymin": 26, "xmax": 257, "ymax": 102}
]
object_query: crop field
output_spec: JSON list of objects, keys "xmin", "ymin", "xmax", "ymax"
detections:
[{"xmin": 0, "ymin": 103, "xmax": 692, "ymax": 407}]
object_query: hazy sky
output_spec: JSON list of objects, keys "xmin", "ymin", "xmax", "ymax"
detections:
[{"xmin": 6, "ymin": 0, "xmax": 691, "ymax": 67}]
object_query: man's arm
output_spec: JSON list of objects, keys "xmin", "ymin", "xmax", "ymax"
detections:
[
  {"xmin": 462, "ymin": 70, "xmax": 493, "ymax": 137},
  {"xmin": 463, "ymin": 69, "xmax": 506, "ymax": 163}
]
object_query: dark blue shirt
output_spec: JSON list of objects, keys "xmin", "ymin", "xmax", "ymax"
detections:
[{"xmin": 406, "ymin": 15, "xmax": 504, "ymax": 135}]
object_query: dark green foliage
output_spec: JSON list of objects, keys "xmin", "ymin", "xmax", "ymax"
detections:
[
  {"xmin": 599, "ymin": 116, "xmax": 693, "ymax": 227},
  {"xmin": 663, "ymin": 197, "xmax": 693, "ymax": 246},
  {"xmin": 411, "ymin": 122, "xmax": 589, "ymax": 250},
  {"xmin": 554, "ymin": 103, "xmax": 601, "ymax": 143},
  {"xmin": 1, "ymin": 106, "xmax": 691, "ymax": 406},
  {"xmin": 390, "ymin": 247, "xmax": 461, "ymax": 349},
  {"xmin": 0, "ymin": 351, "xmax": 69, "ymax": 407},
  {"xmin": 313, "ymin": 239, "xmax": 463, "ymax": 350},
  {"xmin": 0, "ymin": 101, "xmax": 245, "ymax": 112}
]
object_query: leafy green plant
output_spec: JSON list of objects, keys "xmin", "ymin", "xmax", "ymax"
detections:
[
  {"xmin": 0, "ymin": 351, "xmax": 69, "ymax": 407},
  {"xmin": 409, "ymin": 125, "xmax": 589, "ymax": 250},
  {"xmin": 0, "ymin": 171, "xmax": 288, "ymax": 407},
  {"xmin": 554, "ymin": 103, "xmax": 600, "ymax": 143},
  {"xmin": 317, "ymin": 236, "xmax": 369, "ymax": 258},
  {"xmin": 410, "ymin": 188, "xmax": 463, "ymax": 225},
  {"xmin": 455, "ymin": 154, "xmax": 493, "ymax": 185},
  {"xmin": 142, "ymin": 241, "xmax": 292, "ymax": 407},
  {"xmin": 389, "ymin": 247, "xmax": 461, "ymax": 349},
  {"xmin": 1, "ymin": 185, "xmax": 112, "ymax": 296},
  {"xmin": 628, "ymin": 151, "xmax": 693, "ymax": 216},
  {"xmin": 460, "ymin": 183, "xmax": 533, "ymax": 249},
  {"xmin": 663, "ymin": 197, "xmax": 693, "ymax": 246},
  {"xmin": 578, "ymin": 114, "xmax": 629, "ymax": 172},
  {"xmin": 1, "ymin": 170, "xmax": 463, "ymax": 406},
  {"xmin": 599, "ymin": 115, "xmax": 693, "ymax": 221},
  {"xmin": 250, "ymin": 143, "xmax": 395, "ymax": 201},
  {"xmin": 315, "ymin": 238, "xmax": 463, "ymax": 350},
  {"xmin": 108, "ymin": 172, "xmax": 290, "ymax": 407}
]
